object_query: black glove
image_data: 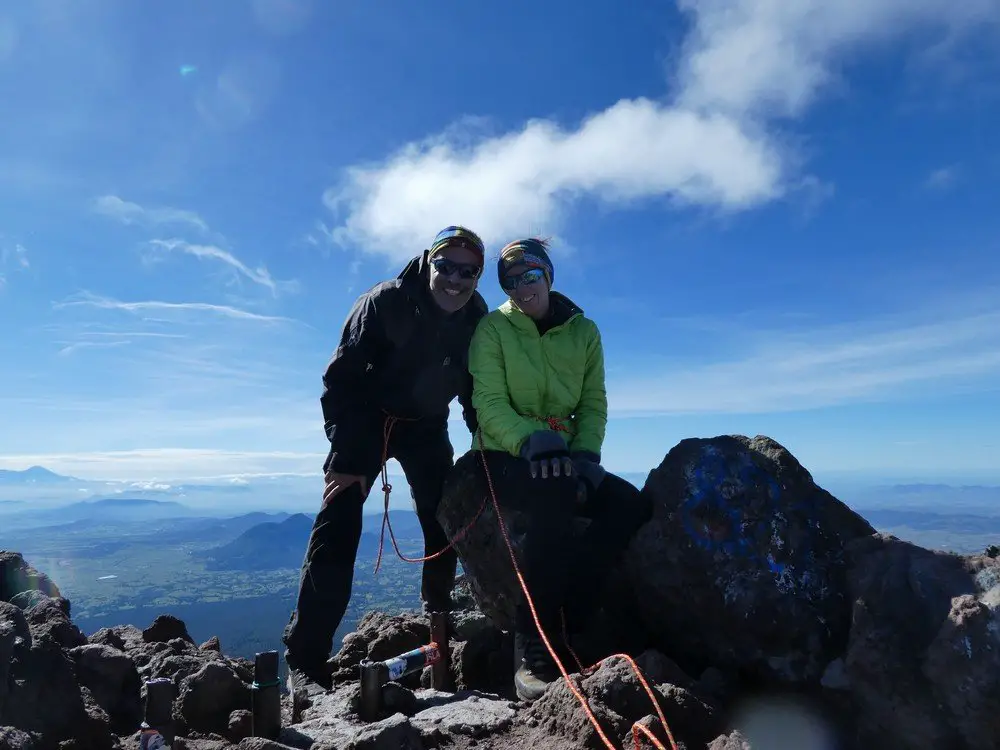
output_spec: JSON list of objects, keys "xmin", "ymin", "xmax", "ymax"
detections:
[
  {"xmin": 571, "ymin": 450, "xmax": 606, "ymax": 492},
  {"xmin": 519, "ymin": 430, "xmax": 573, "ymax": 479}
]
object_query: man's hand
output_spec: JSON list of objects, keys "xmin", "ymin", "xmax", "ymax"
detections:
[{"xmin": 322, "ymin": 471, "xmax": 369, "ymax": 508}]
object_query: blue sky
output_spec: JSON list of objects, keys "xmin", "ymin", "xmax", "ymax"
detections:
[{"xmin": 1, "ymin": 0, "xmax": 999, "ymax": 483}]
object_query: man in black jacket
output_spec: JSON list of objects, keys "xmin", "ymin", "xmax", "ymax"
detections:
[{"xmin": 282, "ymin": 226, "xmax": 488, "ymax": 694}]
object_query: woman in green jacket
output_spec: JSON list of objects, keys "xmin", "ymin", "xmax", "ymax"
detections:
[{"xmin": 468, "ymin": 237, "xmax": 651, "ymax": 702}]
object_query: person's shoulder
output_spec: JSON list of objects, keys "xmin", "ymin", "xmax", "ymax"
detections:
[
  {"xmin": 351, "ymin": 278, "xmax": 405, "ymax": 310},
  {"xmin": 470, "ymin": 306, "xmax": 509, "ymax": 342},
  {"xmin": 469, "ymin": 292, "xmax": 490, "ymax": 320},
  {"xmin": 479, "ymin": 304, "xmax": 516, "ymax": 330},
  {"xmin": 567, "ymin": 307, "xmax": 601, "ymax": 340},
  {"xmin": 465, "ymin": 291, "xmax": 489, "ymax": 320}
]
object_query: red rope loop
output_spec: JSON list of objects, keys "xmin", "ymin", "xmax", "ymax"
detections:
[{"xmin": 373, "ymin": 413, "xmax": 487, "ymax": 575}]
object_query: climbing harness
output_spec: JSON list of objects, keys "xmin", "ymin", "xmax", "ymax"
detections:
[{"xmin": 370, "ymin": 414, "xmax": 678, "ymax": 750}]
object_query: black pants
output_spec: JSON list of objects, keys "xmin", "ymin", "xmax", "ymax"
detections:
[
  {"xmin": 282, "ymin": 417, "xmax": 457, "ymax": 670},
  {"xmin": 477, "ymin": 450, "xmax": 652, "ymax": 638}
]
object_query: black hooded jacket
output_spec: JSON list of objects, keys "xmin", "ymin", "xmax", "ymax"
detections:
[{"xmin": 320, "ymin": 251, "xmax": 488, "ymax": 473}]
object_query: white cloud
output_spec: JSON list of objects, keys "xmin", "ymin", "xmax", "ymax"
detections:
[
  {"xmin": 145, "ymin": 238, "xmax": 293, "ymax": 295},
  {"xmin": 673, "ymin": 0, "xmax": 998, "ymax": 118},
  {"xmin": 923, "ymin": 165, "xmax": 960, "ymax": 191},
  {"xmin": 53, "ymin": 291, "xmax": 296, "ymax": 323},
  {"xmin": 325, "ymin": 0, "xmax": 1000, "ymax": 262},
  {"xmin": 327, "ymin": 101, "xmax": 784, "ymax": 260},
  {"xmin": 93, "ymin": 194, "xmax": 210, "ymax": 233},
  {"xmin": 609, "ymin": 305, "xmax": 1000, "ymax": 415},
  {"xmin": 0, "ymin": 241, "xmax": 29, "ymax": 288},
  {"xmin": 1, "ymin": 241, "xmax": 29, "ymax": 267}
]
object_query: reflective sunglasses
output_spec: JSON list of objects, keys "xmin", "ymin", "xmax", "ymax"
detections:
[
  {"xmin": 430, "ymin": 257, "xmax": 482, "ymax": 280},
  {"xmin": 500, "ymin": 267, "xmax": 547, "ymax": 291}
]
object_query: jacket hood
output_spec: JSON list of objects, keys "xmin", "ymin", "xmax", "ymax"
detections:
[{"xmin": 396, "ymin": 251, "xmax": 430, "ymax": 287}]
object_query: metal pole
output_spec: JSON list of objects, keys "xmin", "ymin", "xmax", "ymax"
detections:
[
  {"xmin": 359, "ymin": 659, "xmax": 389, "ymax": 722},
  {"xmin": 139, "ymin": 677, "xmax": 175, "ymax": 749},
  {"xmin": 429, "ymin": 611, "xmax": 453, "ymax": 691},
  {"xmin": 251, "ymin": 650, "xmax": 282, "ymax": 739}
]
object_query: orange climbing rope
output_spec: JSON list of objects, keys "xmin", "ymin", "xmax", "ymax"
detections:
[
  {"xmin": 475, "ymin": 433, "xmax": 678, "ymax": 750},
  {"xmin": 371, "ymin": 414, "xmax": 678, "ymax": 750}
]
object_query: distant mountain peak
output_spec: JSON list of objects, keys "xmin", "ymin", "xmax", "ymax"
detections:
[{"xmin": 0, "ymin": 466, "xmax": 75, "ymax": 484}]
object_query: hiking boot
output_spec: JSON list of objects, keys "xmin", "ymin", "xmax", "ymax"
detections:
[
  {"xmin": 287, "ymin": 666, "xmax": 331, "ymax": 694},
  {"xmin": 513, "ymin": 631, "xmax": 559, "ymax": 701},
  {"xmin": 284, "ymin": 651, "xmax": 332, "ymax": 704},
  {"xmin": 286, "ymin": 665, "xmax": 330, "ymax": 724}
]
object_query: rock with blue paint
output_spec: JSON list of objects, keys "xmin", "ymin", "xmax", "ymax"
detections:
[{"xmin": 625, "ymin": 434, "xmax": 876, "ymax": 685}]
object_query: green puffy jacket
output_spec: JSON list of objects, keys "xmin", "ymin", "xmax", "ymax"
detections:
[{"xmin": 468, "ymin": 292, "xmax": 607, "ymax": 458}]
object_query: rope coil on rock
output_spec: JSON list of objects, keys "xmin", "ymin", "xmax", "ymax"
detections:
[{"xmin": 371, "ymin": 414, "xmax": 678, "ymax": 750}]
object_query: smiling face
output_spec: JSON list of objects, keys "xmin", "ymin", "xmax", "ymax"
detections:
[
  {"xmin": 502, "ymin": 263, "xmax": 550, "ymax": 319},
  {"xmin": 427, "ymin": 244, "xmax": 482, "ymax": 313}
]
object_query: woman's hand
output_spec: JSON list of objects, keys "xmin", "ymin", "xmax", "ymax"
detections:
[
  {"xmin": 571, "ymin": 451, "xmax": 606, "ymax": 491},
  {"xmin": 520, "ymin": 430, "xmax": 573, "ymax": 479}
]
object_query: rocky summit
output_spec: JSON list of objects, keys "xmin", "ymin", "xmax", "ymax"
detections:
[{"xmin": 3, "ymin": 434, "xmax": 1000, "ymax": 749}]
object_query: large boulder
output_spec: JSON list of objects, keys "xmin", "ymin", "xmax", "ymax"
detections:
[
  {"xmin": 839, "ymin": 533, "xmax": 1000, "ymax": 749},
  {"xmin": 626, "ymin": 435, "xmax": 875, "ymax": 684}
]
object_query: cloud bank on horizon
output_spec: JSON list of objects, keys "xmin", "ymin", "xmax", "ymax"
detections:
[{"xmin": 0, "ymin": 0, "xmax": 998, "ymax": 482}]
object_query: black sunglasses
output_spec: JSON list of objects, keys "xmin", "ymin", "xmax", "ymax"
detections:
[{"xmin": 431, "ymin": 257, "xmax": 481, "ymax": 280}]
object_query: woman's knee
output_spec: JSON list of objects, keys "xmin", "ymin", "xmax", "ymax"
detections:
[{"xmin": 604, "ymin": 474, "xmax": 653, "ymax": 528}]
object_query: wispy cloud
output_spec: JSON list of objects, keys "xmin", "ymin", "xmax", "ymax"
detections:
[
  {"xmin": 325, "ymin": 0, "xmax": 1000, "ymax": 261},
  {"xmin": 54, "ymin": 330, "xmax": 190, "ymax": 356},
  {"xmin": 94, "ymin": 197, "xmax": 296, "ymax": 296},
  {"xmin": 53, "ymin": 291, "xmax": 296, "ymax": 323},
  {"xmin": 923, "ymin": 164, "xmax": 961, "ymax": 191},
  {"xmin": 610, "ymin": 303, "xmax": 1000, "ymax": 416},
  {"xmin": 0, "ymin": 241, "xmax": 29, "ymax": 288},
  {"xmin": 93, "ymin": 194, "xmax": 210, "ymax": 233},
  {"xmin": 56, "ymin": 340, "xmax": 132, "ymax": 357},
  {"xmin": 79, "ymin": 331, "xmax": 188, "ymax": 339},
  {"xmin": 3, "ymin": 243, "xmax": 29, "ymax": 269},
  {"xmin": 145, "ymin": 238, "xmax": 294, "ymax": 295}
]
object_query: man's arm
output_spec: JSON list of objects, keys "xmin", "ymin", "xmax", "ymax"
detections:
[
  {"xmin": 568, "ymin": 321, "xmax": 608, "ymax": 457},
  {"xmin": 457, "ymin": 370, "xmax": 479, "ymax": 435},
  {"xmin": 468, "ymin": 318, "xmax": 539, "ymax": 454},
  {"xmin": 321, "ymin": 292, "xmax": 387, "ymax": 474},
  {"xmin": 456, "ymin": 291, "xmax": 488, "ymax": 435}
]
